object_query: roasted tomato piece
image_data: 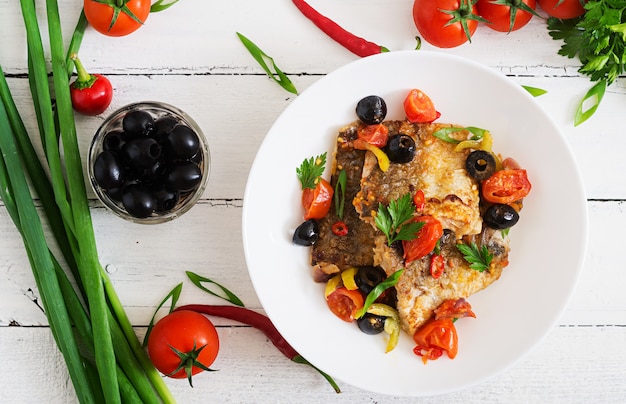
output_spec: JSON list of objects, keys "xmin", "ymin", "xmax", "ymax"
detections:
[
  {"xmin": 482, "ymin": 169, "xmax": 531, "ymax": 205},
  {"xmin": 302, "ymin": 178, "xmax": 333, "ymax": 220},
  {"xmin": 413, "ymin": 318, "xmax": 458, "ymax": 363},
  {"xmin": 434, "ymin": 298, "xmax": 476, "ymax": 320},
  {"xmin": 357, "ymin": 124, "xmax": 389, "ymax": 148},
  {"xmin": 402, "ymin": 215, "xmax": 443, "ymax": 264},
  {"xmin": 403, "ymin": 89, "xmax": 440, "ymax": 123},
  {"xmin": 326, "ymin": 287, "xmax": 364, "ymax": 322}
]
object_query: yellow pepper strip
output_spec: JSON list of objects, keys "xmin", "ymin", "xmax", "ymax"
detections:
[
  {"xmin": 354, "ymin": 139, "xmax": 390, "ymax": 172},
  {"xmin": 383, "ymin": 317, "xmax": 400, "ymax": 353},
  {"xmin": 324, "ymin": 274, "xmax": 342, "ymax": 298},
  {"xmin": 367, "ymin": 303, "xmax": 400, "ymax": 320},
  {"xmin": 454, "ymin": 130, "xmax": 493, "ymax": 152},
  {"xmin": 341, "ymin": 267, "xmax": 359, "ymax": 291}
]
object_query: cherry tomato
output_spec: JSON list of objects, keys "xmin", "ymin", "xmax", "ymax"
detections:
[
  {"xmin": 69, "ymin": 54, "xmax": 113, "ymax": 116},
  {"xmin": 434, "ymin": 298, "xmax": 476, "ymax": 320},
  {"xmin": 84, "ymin": 0, "xmax": 151, "ymax": 37},
  {"xmin": 482, "ymin": 169, "xmax": 531, "ymax": 205},
  {"xmin": 403, "ymin": 89, "xmax": 440, "ymax": 123},
  {"xmin": 476, "ymin": 0, "xmax": 537, "ymax": 32},
  {"xmin": 147, "ymin": 310, "xmax": 219, "ymax": 385},
  {"xmin": 326, "ymin": 287, "xmax": 364, "ymax": 322},
  {"xmin": 358, "ymin": 124, "xmax": 389, "ymax": 148},
  {"xmin": 331, "ymin": 221, "xmax": 348, "ymax": 236},
  {"xmin": 402, "ymin": 215, "xmax": 443, "ymax": 264},
  {"xmin": 537, "ymin": 0, "xmax": 586, "ymax": 19},
  {"xmin": 412, "ymin": 0, "xmax": 482, "ymax": 48},
  {"xmin": 413, "ymin": 318, "xmax": 458, "ymax": 363},
  {"xmin": 302, "ymin": 178, "xmax": 333, "ymax": 220}
]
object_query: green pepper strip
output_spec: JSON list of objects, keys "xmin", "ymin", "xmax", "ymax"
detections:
[{"xmin": 355, "ymin": 269, "xmax": 404, "ymax": 319}]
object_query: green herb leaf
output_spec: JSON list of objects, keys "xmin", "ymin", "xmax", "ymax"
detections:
[
  {"xmin": 522, "ymin": 85, "xmax": 548, "ymax": 97},
  {"xmin": 432, "ymin": 126, "xmax": 486, "ymax": 143},
  {"xmin": 186, "ymin": 271, "xmax": 245, "ymax": 307},
  {"xmin": 375, "ymin": 193, "xmax": 424, "ymax": 245},
  {"xmin": 150, "ymin": 0, "xmax": 179, "ymax": 12},
  {"xmin": 456, "ymin": 242, "xmax": 493, "ymax": 272},
  {"xmin": 236, "ymin": 32, "xmax": 298, "ymax": 95},
  {"xmin": 575, "ymin": 79, "xmax": 607, "ymax": 126},
  {"xmin": 355, "ymin": 269, "xmax": 404, "ymax": 319},
  {"xmin": 296, "ymin": 153, "xmax": 327, "ymax": 190},
  {"xmin": 334, "ymin": 169, "xmax": 347, "ymax": 219},
  {"xmin": 143, "ymin": 282, "xmax": 183, "ymax": 348}
]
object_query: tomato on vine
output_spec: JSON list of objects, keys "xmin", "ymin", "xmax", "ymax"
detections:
[
  {"xmin": 412, "ymin": 0, "xmax": 487, "ymax": 48},
  {"xmin": 476, "ymin": 0, "xmax": 540, "ymax": 33},
  {"xmin": 537, "ymin": 0, "xmax": 586, "ymax": 19},
  {"xmin": 84, "ymin": 0, "xmax": 151, "ymax": 36}
]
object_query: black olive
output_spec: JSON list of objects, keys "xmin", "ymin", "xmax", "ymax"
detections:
[
  {"xmin": 357, "ymin": 313, "xmax": 386, "ymax": 335},
  {"xmin": 484, "ymin": 203, "xmax": 519, "ymax": 230},
  {"xmin": 121, "ymin": 184, "xmax": 156, "ymax": 218},
  {"xmin": 151, "ymin": 115, "xmax": 179, "ymax": 142},
  {"xmin": 122, "ymin": 137, "xmax": 162, "ymax": 169},
  {"xmin": 355, "ymin": 266, "xmax": 386, "ymax": 296},
  {"xmin": 93, "ymin": 150, "xmax": 126, "ymax": 190},
  {"xmin": 102, "ymin": 130, "xmax": 124, "ymax": 152},
  {"xmin": 292, "ymin": 219, "xmax": 319, "ymax": 246},
  {"xmin": 465, "ymin": 150, "xmax": 496, "ymax": 181},
  {"xmin": 166, "ymin": 161, "xmax": 202, "ymax": 192},
  {"xmin": 356, "ymin": 95, "xmax": 387, "ymax": 125},
  {"xmin": 385, "ymin": 134, "xmax": 416, "ymax": 164},
  {"xmin": 163, "ymin": 124, "xmax": 200, "ymax": 160},
  {"xmin": 152, "ymin": 187, "xmax": 180, "ymax": 212},
  {"xmin": 122, "ymin": 109, "xmax": 154, "ymax": 138}
]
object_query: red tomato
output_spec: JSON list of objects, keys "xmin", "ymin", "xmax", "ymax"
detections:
[
  {"xmin": 84, "ymin": 0, "xmax": 151, "ymax": 37},
  {"xmin": 413, "ymin": 318, "xmax": 458, "ymax": 363},
  {"xmin": 412, "ymin": 0, "xmax": 482, "ymax": 48},
  {"xmin": 404, "ymin": 89, "xmax": 440, "ymax": 123},
  {"xmin": 434, "ymin": 298, "xmax": 476, "ymax": 320},
  {"xmin": 402, "ymin": 215, "xmax": 443, "ymax": 264},
  {"xmin": 326, "ymin": 287, "xmax": 364, "ymax": 322},
  {"xmin": 537, "ymin": 0, "xmax": 586, "ymax": 19},
  {"xmin": 482, "ymin": 169, "xmax": 531, "ymax": 204},
  {"xmin": 302, "ymin": 178, "xmax": 333, "ymax": 220},
  {"xmin": 147, "ymin": 310, "xmax": 219, "ymax": 385},
  {"xmin": 476, "ymin": 0, "xmax": 537, "ymax": 32},
  {"xmin": 358, "ymin": 124, "xmax": 389, "ymax": 148},
  {"xmin": 70, "ymin": 74, "xmax": 113, "ymax": 116}
]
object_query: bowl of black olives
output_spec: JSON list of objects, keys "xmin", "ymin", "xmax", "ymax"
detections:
[{"xmin": 88, "ymin": 102, "xmax": 210, "ymax": 223}]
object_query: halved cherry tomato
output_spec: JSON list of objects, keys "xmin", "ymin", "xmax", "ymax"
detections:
[
  {"xmin": 402, "ymin": 215, "xmax": 443, "ymax": 264},
  {"xmin": 482, "ymin": 169, "xmax": 531, "ymax": 205},
  {"xmin": 430, "ymin": 254, "xmax": 445, "ymax": 279},
  {"xmin": 434, "ymin": 298, "xmax": 476, "ymax": 320},
  {"xmin": 326, "ymin": 287, "xmax": 364, "ymax": 322},
  {"xmin": 413, "ymin": 190, "xmax": 425, "ymax": 214},
  {"xmin": 302, "ymin": 178, "xmax": 333, "ymax": 220},
  {"xmin": 331, "ymin": 221, "xmax": 348, "ymax": 236},
  {"xmin": 413, "ymin": 318, "xmax": 458, "ymax": 363},
  {"xmin": 403, "ymin": 89, "xmax": 440, "ymax": 123},
  {"xmin": 358, "ymin": 124, "xmax": 389, "ymax": 148}
]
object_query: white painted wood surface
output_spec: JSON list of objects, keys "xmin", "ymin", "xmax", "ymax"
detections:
[{"xmin": 1, "ymin": 0, "xmax": 625, "ymax": 402}]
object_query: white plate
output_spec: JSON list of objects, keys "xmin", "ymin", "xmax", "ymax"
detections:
[{"xmin": 242, "ymin": 51, "xmax": 587, "ymax": 396}]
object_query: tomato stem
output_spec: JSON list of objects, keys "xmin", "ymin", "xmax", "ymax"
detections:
[{"xmin": 70, "ymin": 53, "xmax": 96, "ymax": 88}]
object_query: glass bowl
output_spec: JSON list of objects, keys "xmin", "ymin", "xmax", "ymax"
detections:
[{"xmin": 88, "ymin": 101, "xmax": 210, "ymax": 224}]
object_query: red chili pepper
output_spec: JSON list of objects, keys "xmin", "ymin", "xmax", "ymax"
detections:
[
  {"xmin": 291, "ymin": 0, "xmax": 388, "ymax": 57},
  {"xmin": 430, "ymin": 253, "xmax": 445, "ymax": 279},
  {"xmin": 174, "ymin": 304, "xmax": 341, "ymax": 393},
  {"xmin": 331, "ymin": 221, "xmax": 348, "ymax": 236},
  {"xmin": 413, "ymin": 189, "xmax": 425, "ymax": 214},
  {"xmin": 69, "ymin": 53, "xmax": 113, "ymax": 116}
]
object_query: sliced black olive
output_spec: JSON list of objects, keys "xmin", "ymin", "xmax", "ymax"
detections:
[
  {"xmin": 152, "ymin": 187, "xmax": 180, "ymax": 212},
  {"xmin": 357, "ymin": 313, "xmax": 386, "ymax": 335},
  {"xmin": 122, "ymin": 109, "xmax": 154, "ymax": 138},
  {"xmin": 102, "ymin": 130, "xmax": 124, "ymax": 152},
  {"xmin": 355, "ymin": 266, "xmax": 386, "ymax": 296},
  {"xmin": 122, "ymin": 137, "xmax": 162, "ymax": 169},
  {"xmin": 465, "ymin": 150, "xmax": 496, "ymax": 181},
  {"xmin": 121, "ymin": 184, "xmax": 156, "ymax": 218},
  {"xmin": 385, "ymin": 134, "xmax": 416, "ymax": 164},
  {"xmin": 93, "ymin": 150, "xmax": 125, "ymax": 190},
  {"xmin": 356, "ymin": 95, "xmax": 387, "ymax": 125},
  {"xmin": 484, "ymin": 203, "xmax": 519, "ymax": 230},
  {"xmin": 292, "ymin": 219, "xmax": 319, "ymax": 246}
]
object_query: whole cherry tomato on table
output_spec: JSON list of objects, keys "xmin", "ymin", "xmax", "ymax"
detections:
[
  {"xmin": 476, "ymin": 0, "xmax": 539, "ymax": 32},
  {"xmin": 69, "ymin": 54, "xmax": 113, "ymax": 116},
  {"xmin": 537, "ymin": 0, "xmax": 586, "ymax": 19},
  {"xmin": 84, "ymin": 0, "xmax": 151, "ymax": 37},
  {"xmin": 147, "ymin": 310, "xmax": 219, "ymax": 386},
  {"xmin": 412, "ymin": 0, "xmax": 486, "ymax": 48}
]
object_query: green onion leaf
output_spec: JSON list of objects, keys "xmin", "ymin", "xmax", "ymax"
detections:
[
  {"xmin": 142, "ymin": 282, "xmax": 184, "ymax": 348},
  {"xmin": 355, "ymin": 269, "xmax": 404, "ymax": 319},
  {"xmin": 186, "ymin": 271, "xmax": 245, "ymax": 307},
  {"xmin": 150, "ymin": 0, "xmax": 179, "ymax": 12},
  {"xmin": 236, "ymin": 32, "xmax": 298, "ymax": 95},
  {"xmin": 522, "ymin": 85, "xmax": 547, "ymax": 97},
  {"xmin": 575, "ymin": 79, "xmax": 606, "ymax": 126},
  {"xmin": 334, "ymin": 169, "xmax": 347, "ymax": 219}
]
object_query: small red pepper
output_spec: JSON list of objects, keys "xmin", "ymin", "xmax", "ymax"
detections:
[
  {"xmin": 174, "ymin": 304, "xmax": 341, "ymax": 393},
  {"xmin": 430, "ymin": 253, "xmax": 444, "ymax": 279},
  {"xmin": 331, "ymin": 221, "xmax": 348, "ymax": 236},
  {"xmin": 413, "ymin": 189, "xmax": 425, "ymax": 214},
  {"xmin": 292, "ymin": 0, "xmax": 388, "ymax": 57},
  {"xmin": 69, "ymin": 53, "xmax": 113, "ymax": 116}
]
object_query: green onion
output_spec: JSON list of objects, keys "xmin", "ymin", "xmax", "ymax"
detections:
[
  {"xmin": 575, "ymin": 80, "xmax": 606, "ymax": 126},
  {"xmin": 186, "ymin": 270, "xmax": 246, "ymax": 307},
  {"xmin": 355, "ymin": 269, "xmax": 404, "ymax": 319},
  {"xmin": 334, "ymin": 169, "xmax": 347, "ymax": 219},
  {"xmin": 522, "ymin": 85, "xmax": 547, "ymax": 97}
]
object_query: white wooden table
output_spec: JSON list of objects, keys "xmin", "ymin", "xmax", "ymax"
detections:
[{"xmin": 1, "ymin": 1, "xmax": 625, "ymax": 402}]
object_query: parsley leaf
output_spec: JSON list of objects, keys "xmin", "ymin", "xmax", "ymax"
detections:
[
  {"xmin": 296, "ymin": 153, "xmax": 327, "ymax": 190},
  {"xmin": 456, "ymin": 242, "xmax": 493, "ymax": 272},
  {"xmin": 375, "ymin": 193, "xmax": 424, "ymax": 246}
]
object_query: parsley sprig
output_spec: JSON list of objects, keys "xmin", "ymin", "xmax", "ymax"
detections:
[
  {"xmin": 296, "ymin": 153, "xmax": 327, "ymax": 190},
  {"xmin": 548, "ymin": 1, "xmax": 626, "ymax": 125},
  {"xmin": 375, "ymin": 193, "xmax": 424, "ymax": 246},
  {"xmin": 456, "ymin": 242, "xmax": 493, "ymax": 272}
]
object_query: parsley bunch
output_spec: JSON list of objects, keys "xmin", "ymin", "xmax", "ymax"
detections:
[
  {"xmin": 548, "ymin": 1, "xmax": 626, "ymax": 125},
  {"xmin": 375, "ymin": 193, "xmax": 424, "ymax": 246}
]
